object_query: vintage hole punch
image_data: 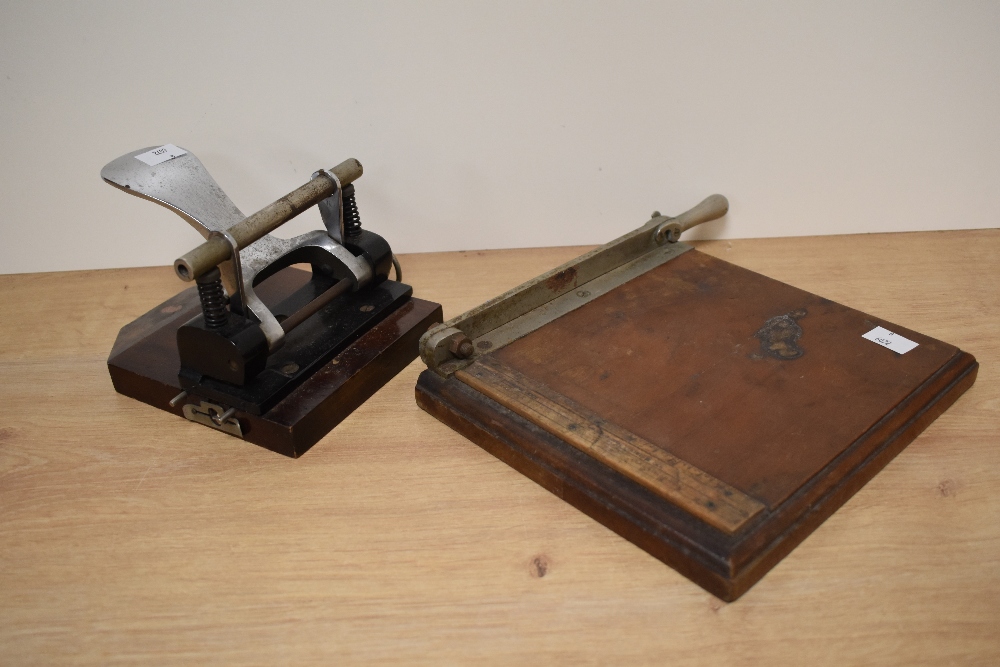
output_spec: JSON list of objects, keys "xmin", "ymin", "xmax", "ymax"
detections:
[{"xmin": 104, "ymin": 145, "xmax": 442, "ymax": 457}]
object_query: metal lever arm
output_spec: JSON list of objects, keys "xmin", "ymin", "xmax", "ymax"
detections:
[
  {"xmin": 654, "ymin": 194, "xmax": 729, "ymax": 243},
  {"xmin": 174, "ymin": 159, "xmax": 363, "ymax": 281},
  {"xmin": 420, "ymin": 194, "xmax": 730, "ymax": 376}
]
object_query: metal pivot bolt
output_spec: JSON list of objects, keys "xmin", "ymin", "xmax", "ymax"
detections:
[
  {"xmin": 196, "ymin": 267, "xmax": 229, "ymax": 329},
  {"xmin": 342, "ymin": 184, "xmax": 362, "ymax": 239},
  {"xmin": 449, "ymin": 334, "xmax": 475, "ymax": 359}
]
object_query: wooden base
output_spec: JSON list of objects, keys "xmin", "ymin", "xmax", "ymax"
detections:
[
  {"xmin": 109, "ymin": 269, "xmax": 442, "ymax": 457},
  {"xmin": 415, "ymin": 249, "xmax": 979, "ymax": 600}
]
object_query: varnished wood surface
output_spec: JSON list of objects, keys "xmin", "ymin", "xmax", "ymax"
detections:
[
  {"xmin": 488, "ymin": 248, "xmax": 964, "ymax": 509},
  {"xmin": 1, "ymin": 229, "xmax": 997, "ymax": 665},
  {"xmin": 456, "ymin": 356, "xmax": 766, "ymax": 533}
]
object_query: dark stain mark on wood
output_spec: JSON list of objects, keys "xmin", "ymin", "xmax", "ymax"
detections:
[
  {"xmin": 545, "ymin": 267, "xmax": 578, "ymax": 293},
  {"xmin": 753, "ymin": 309, "xmax": 807, "ymax": 360}
]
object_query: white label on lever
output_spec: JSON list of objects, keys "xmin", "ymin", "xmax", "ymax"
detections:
[
  {"xmin": 134, "ymin": 144, "xmax": 187, "ymax": 166},
  {"xmin": 862, "ymin": 326, "xmax": 919, "ymax": 354}
]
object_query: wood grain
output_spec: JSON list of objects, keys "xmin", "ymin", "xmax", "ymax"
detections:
[
  {"xmin": 456, "ymin": 356, "xmax": 765, "ymax": 533},
  {"xmin": 488, "ymin": 248, "xmax": 963, "ymax": 509},
  {"xmin": 0, "ymin": 229, "xmax": 997, "ymax": 665}
]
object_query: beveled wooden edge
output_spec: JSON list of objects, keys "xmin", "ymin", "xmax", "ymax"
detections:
[
  {"xmin": 416, "ymin": 368, "xmax": 738, "ymax": 599},
  {"xmin": 724, "ymin": 350, "xmax": 980, "ymax": 598},
  {"xmin": 268, "ymin": 297, "xmax": 443, "ymax": 456},
  {"xmin": 417, "ymin": 348, "xmax": 979, "ymax": 601},
  {"xmin": 456, "ymin": 356, "xmax": 765, "ymax": 533},
  {"xmin": 109, "ymin": 296, "xmax": 443, "ymax": 458}
]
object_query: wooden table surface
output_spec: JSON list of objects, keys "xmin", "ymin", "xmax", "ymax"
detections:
[{"xmin": 1, "ymin": 229, "xmax": 997, "ymax": 666}]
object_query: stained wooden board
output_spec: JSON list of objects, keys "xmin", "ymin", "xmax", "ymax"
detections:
[
  {"xmin": 425, "ymin": 242, "xmax": 978, "ymax": 598},
  {"xmin": 456, "ymin": 356, "xmax": 765, "ymax": 533},
  {"xmin": 489, "ymin": 249, "xmax": 961, "ymax": 508},
  {"xmin": 0, "ymin": 230, "xmax": 998, "ymax": 665}
]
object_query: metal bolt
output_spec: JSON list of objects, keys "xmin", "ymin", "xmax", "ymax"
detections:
[
  {"xmin": 360, "ymin": 305, "xmax": 374, "ymax": 313},
  {"xmin": 449, "ymin": 335, "xmax": 475, "ymax": 359},
  {"xmin": 281, "ymin": 362, "xmax": 299, "ymax": 374},
  {"xmin": 476, "ymin": 340, "xmax": 493, "ymax": 350},
  {"xmin": 576, "ymin": 290, "xmax": 591, "ymax": 298}
]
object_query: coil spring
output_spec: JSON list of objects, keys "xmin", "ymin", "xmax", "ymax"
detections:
[
  {"xmin": 196, "ymin": 268, "xmax": 229, "ymax": 329},
  {"xmin": 342, "ymin": 184, "xmax": 362, "ymax": 238}
]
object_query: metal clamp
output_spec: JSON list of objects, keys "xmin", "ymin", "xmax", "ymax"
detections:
[
  {"xmin": 181, "ymin": 400, "xmax": 243, "ymax": 438},
  {"xmin": 314, "ymin": 168, "xmax": 345, "ymax": 243}
]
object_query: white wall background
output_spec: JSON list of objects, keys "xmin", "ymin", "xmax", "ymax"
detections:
[{"xmin": 1, "ymin": 1, "xmax": 997, "ymax": 274}]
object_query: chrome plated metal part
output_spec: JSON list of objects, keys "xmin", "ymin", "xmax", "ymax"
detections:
[
  {"xmin": 315, "ymin": 169, "xmax": 345, "ymax": 243},
  {"xmin": 101, "ymin": 146, "xmax": 372, "ymax": 352},
  {"xmin": 182, "ymin": 400, "xmax": 244, "ymax": 438},
  {"xmin": 101, "ymin": 147, "xmax": 246, "ymax": 236}
]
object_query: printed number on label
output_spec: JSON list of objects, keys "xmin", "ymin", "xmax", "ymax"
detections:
[
  {"xmin": 862, "ymin": 326, "xmax": 918, "ymax": 355},
  {"xmin": 134, "ymin": 144, "xmax": 188, "ymax": 166}
]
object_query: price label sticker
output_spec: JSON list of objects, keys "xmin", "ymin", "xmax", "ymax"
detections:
[
  {"xmin": 134, "ymin": 144, "xmax": 187, "ymax": 166},
  {"xmin": 862, "ymin": 326, "xmax": 918, "ymax": 354}
]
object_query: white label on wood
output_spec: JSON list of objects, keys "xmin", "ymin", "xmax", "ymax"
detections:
[
  {"xmin": 134, "ymin": 144, "xmax": 187, "ymax": 166},
  {"xmin": 862, "ymin": 326, "xmax": 919, "ymax": 354}
]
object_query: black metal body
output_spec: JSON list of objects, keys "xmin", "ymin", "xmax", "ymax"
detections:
[{"xmin": 179, "ymin": 279, "xmax": 413, "ymax": 415}]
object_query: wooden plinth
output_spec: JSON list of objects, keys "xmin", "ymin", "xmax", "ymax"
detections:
[
  {"xmin": 416, "ymin": 249, "xmax": 978, "ymax": 600},
  {"xmin": 109, "ymin": 269, "xmax": 442, "ymax": 457}
]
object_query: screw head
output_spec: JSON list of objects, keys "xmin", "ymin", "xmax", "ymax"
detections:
[
  {"xmin": 360, "ymin": 305, "xmax": 375, "ymax": 313},
  {"xmin": 281, "ymin": 362, "xmax": 299, "ymax": 375}
]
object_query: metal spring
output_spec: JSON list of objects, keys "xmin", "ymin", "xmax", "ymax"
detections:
[
  {"xmin": 342, "ymin": 184, "xmax": 362, "ymax": 238},
  {"xmin": 196, "ymin": 268, "xmax": 229, "ymax": 329}
]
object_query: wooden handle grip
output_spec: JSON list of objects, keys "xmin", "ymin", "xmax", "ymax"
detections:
[
  {"xmin": 174, "ymin": 158, "xmax": 363, "ymax": 281},
  {"xmin": 654, "ymin": 194, "xmax": 729, "ymax": 243},
  {"xmin": 673, "ymin": 194, "xmax": 729, "ymax": 232}
]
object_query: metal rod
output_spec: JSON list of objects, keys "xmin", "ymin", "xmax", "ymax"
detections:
[
  {"xmin": 174, "ymin": 158, "xmax": 363, "ymax": 281},
  {"xmin": 279, "ymin": 278, "xmax": 353, "ymax": 333},
  {"xmin": 212, "ymin": 407, "xmax": 237, "ymax": 425}
]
